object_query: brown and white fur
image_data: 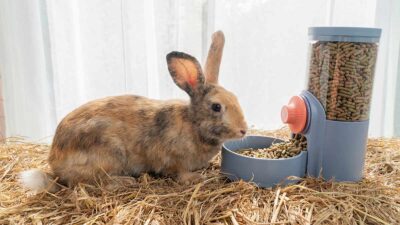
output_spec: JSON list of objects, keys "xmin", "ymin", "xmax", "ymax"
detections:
[{"xmin": 19, "ymin": 31, "xmax": 247, "ymax": 193}]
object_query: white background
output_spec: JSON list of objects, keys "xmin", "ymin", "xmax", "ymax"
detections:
[{"xmin": 0, "ymin": 0, "xmax": 399, "ymax": 141}]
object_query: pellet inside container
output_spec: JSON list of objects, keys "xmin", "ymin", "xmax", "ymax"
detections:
[
  {"xmin": 307, "ymin": 41, "xmax": 378, "ymax": 121},
  {"xmin": 236, "ymin": 135, "xmax": 307, "ymax": 159}
]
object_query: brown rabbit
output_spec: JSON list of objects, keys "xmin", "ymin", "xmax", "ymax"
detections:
[{"xmin": 19, "ymin": 31, "xmax": 247, "ymax": 193}]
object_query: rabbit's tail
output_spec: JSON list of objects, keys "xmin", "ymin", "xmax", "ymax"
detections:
[{"xmin": 18, "ymin": 169, "xmax": 61, "ymax": 193}]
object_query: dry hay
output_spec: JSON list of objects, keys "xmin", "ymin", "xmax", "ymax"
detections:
[{"xmin": 0, "ymin": 128, "xmax": 399, "ymax": 224}]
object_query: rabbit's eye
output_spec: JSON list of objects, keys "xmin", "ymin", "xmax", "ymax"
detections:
[{"xmin": 211, "ymin": 103, "xmax": 222, "ymax": 112}]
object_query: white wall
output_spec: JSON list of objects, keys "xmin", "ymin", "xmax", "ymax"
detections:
[
  {"xmin": 0, "ymin": 0, "xmax": 399, "ymax": 140},
  {"xmin": 373, "ymin": 0, "xmax": 400, "ymax": 137},
  {"xmin": 0, "ymin": 0, "xmax": 57, "ymax": 141}
]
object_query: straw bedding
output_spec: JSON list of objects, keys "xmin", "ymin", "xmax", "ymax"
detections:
[{"xmin": 0, "ymin": 129, "xmax": 399, "ymax": 224}]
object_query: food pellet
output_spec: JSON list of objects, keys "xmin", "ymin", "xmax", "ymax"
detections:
[
  {"xmin": 307, "ymin": 41, "xmax": 378, "ymax": 121},
  {"xmin": 236, "ymin": 134, "xmax": 307, "ymax": 159}
]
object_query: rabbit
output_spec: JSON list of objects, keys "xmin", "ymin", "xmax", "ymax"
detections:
[{"xmin": 19, "ymin": 31, "xmax": 247, "ymax": 193}]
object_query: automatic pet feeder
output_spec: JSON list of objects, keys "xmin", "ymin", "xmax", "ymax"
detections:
[{"xmin": 221, "ymin": 27, "xmax": 382, "ymax": 187}]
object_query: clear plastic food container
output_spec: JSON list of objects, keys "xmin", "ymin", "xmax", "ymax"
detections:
[{"xmin": 306, "ymin": 27, "xmax": 381, "ymax": 121}]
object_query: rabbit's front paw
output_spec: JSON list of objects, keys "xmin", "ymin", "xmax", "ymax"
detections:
[{"xmin": 177, "ymin": 172, "xmax": 205, "ymax": 185}]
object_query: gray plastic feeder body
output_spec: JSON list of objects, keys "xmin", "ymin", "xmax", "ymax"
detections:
[
  {"xmin": 221, "ymin": 136, "xmax": 307, "ymax": 188},
  {"xmin": 300, "ymin": 91, "xmax": 369, "ymax": 181},
  {"xmin": 301, "ymin": 26, "xmax": 380, "ymax": 181}
]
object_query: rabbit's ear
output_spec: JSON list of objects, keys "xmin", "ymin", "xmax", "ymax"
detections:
[
  {"xmin": 204, "ymin": 31, "xmax": 225, "ymax": 84},
  {"xmin": 167, "ymin": 52, "xmax": 205, "ymax": 97}
]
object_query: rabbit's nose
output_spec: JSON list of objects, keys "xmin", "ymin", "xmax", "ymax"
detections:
[{"xmin": 240, "ymin": 130, "xmax": 246, "ymax": 135}]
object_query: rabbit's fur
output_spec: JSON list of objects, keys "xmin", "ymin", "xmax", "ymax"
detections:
[{"xmin": 19, "ymin": 31, "xmax": 247, "ymax": 192}]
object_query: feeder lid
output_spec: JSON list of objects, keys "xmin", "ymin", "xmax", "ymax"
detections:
[{"xmin": 309, "ymin": 27, "xmax": 382, "ymax": 43}]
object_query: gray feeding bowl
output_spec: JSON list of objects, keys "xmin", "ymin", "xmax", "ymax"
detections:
[{"xmin": 221, "ymin": 136, "xmax": 307, "ymax": 188}]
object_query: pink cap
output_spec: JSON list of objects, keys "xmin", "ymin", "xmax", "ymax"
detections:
[{"xmin": 281, "ymin": 96, "xmax": 307, "ymax": 133}]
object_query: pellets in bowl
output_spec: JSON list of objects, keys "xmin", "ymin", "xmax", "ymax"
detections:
[{"xmin": 236, "ymin": 135, "xmax": 307, "ymax": 159}]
